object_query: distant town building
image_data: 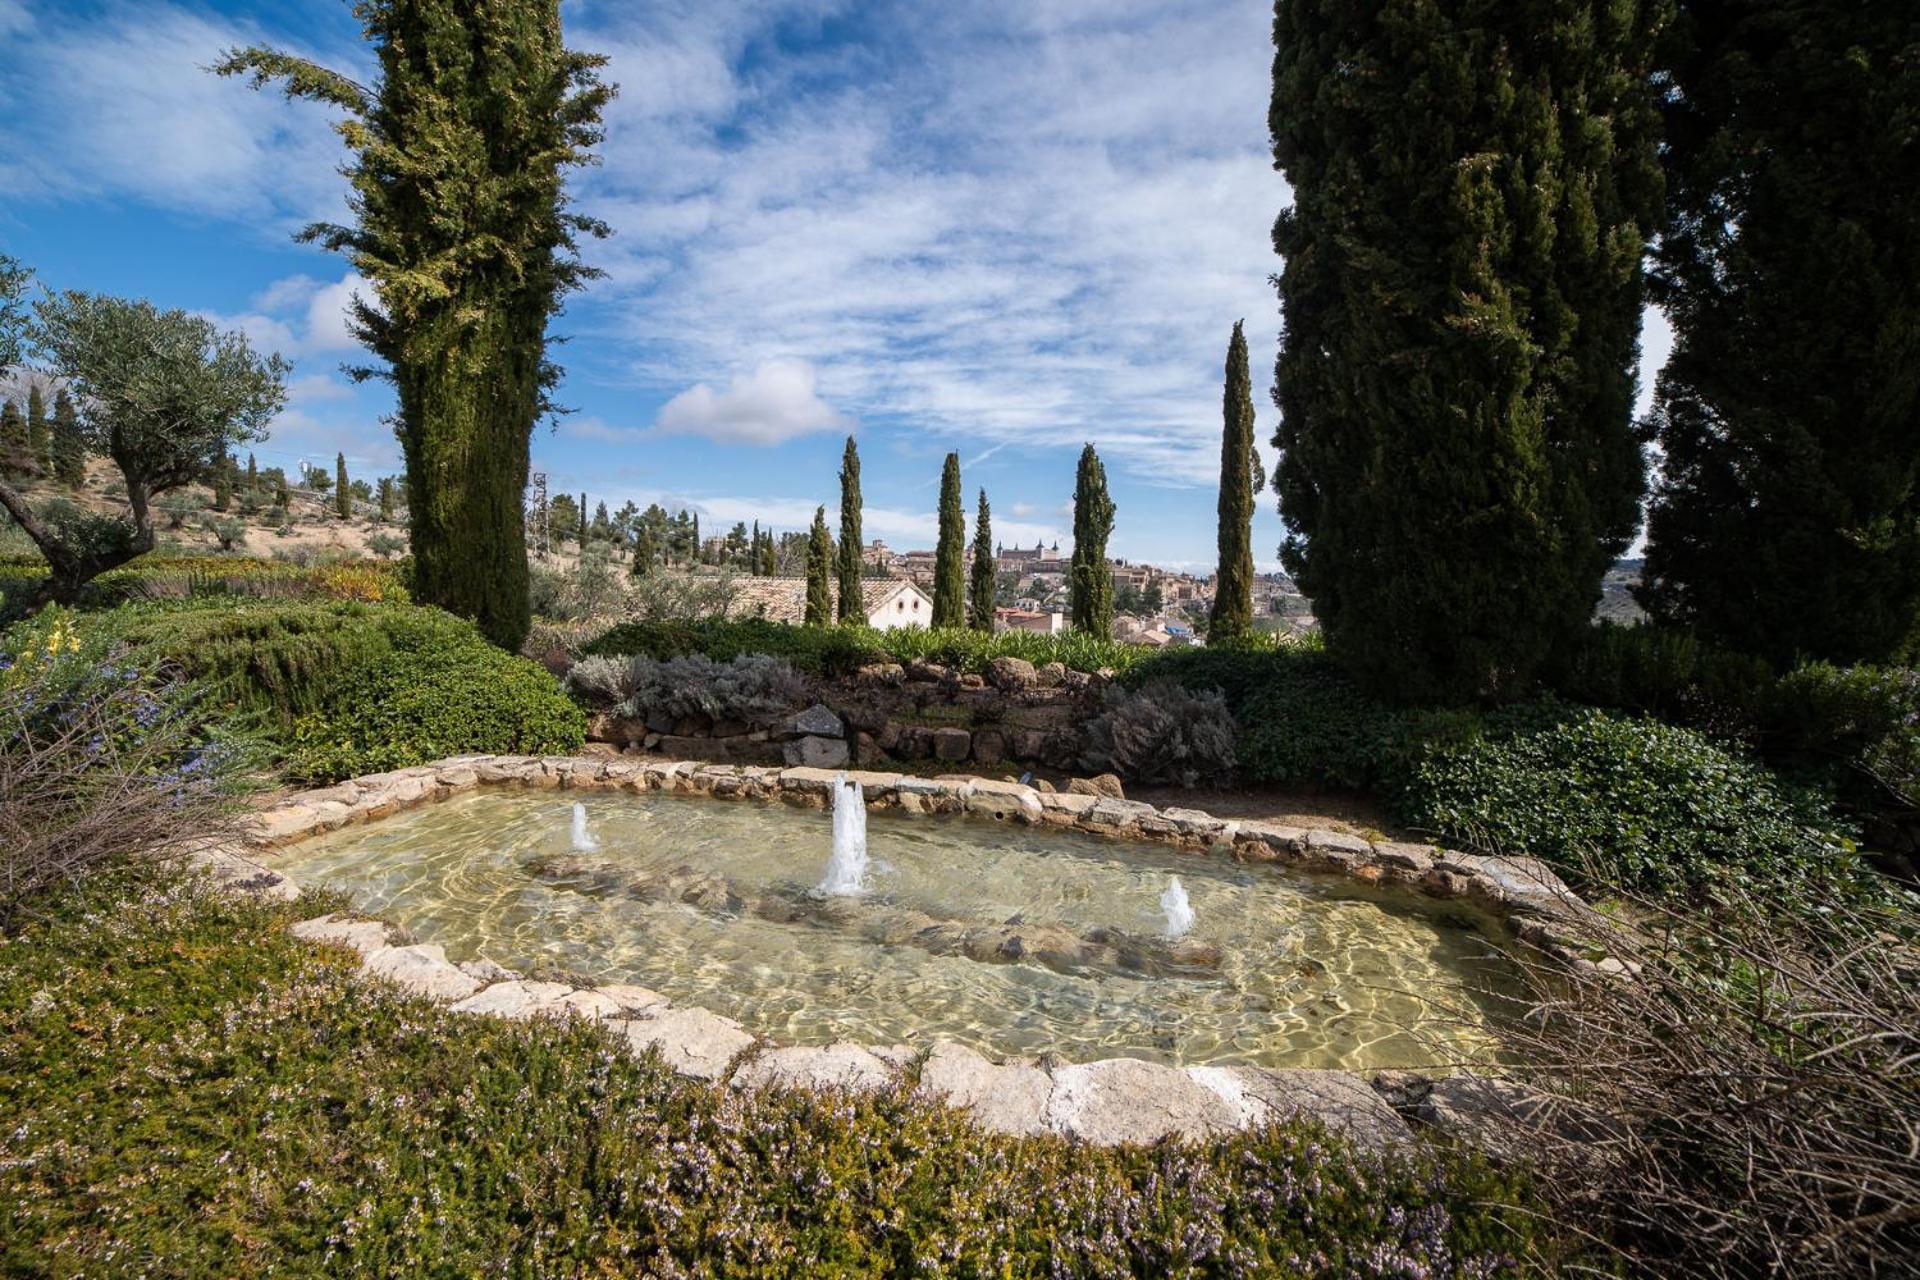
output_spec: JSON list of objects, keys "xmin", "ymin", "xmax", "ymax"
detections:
[
  {"xmin": 994, "ymin": 607, "xmax": 1066, "ymax": 636},
  {"xmin": 726, "ymin": 577, "xmax": 935, "ymax": 629}
]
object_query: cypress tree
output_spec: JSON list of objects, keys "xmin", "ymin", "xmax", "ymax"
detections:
[
  {"xmin": 1210, "ymin": 320, "xmax": 1259, "ymax": 642},
  {"xmin": 335, "ymin": 452, "xmax": 351, "ymax": 518},
  {"xmin": 377, "ymin": 476, "xmax": 395, "ymax": 522},
  {"xmin": 212, "ymin": 455, "xmax": 233, "ymax": 512},
  {"xmin": 274, "ymin": 475, "xmax": 290, "ymax": 511},
  {"xmin": 0, "ymin": 400, "xmax": 24, "ymax": 477},
  {"xmin": 1272, "ymin": 0, "xmax": 1665, "ymax": 702},
  {"xmin": 1070, "ymin": 444, "xmax": 1115, "ymax": 637},
  {"xmin": 804, "ymin": 506, "xmax": 833, "ymax": 626},
  {"xmin": 836, "ymin": 435, "xmax": 864, "ymax": 622},
  {"xmin": 25, "ymin": 385, "xmax": 48, "ymax": 471},
  {"xmin": 758, "ymin": 529, "xmax": 778, "ymax": 576},
  {"xmin": 631, "ymin": 526, "xmax": 657, "ymax": 578},
  {"xmin": 750, "ymin": 520, "xmax": 762, "ymax": 576},
  {"xmin": 246, "ymin": 453, "xmax": 258, "ymax": 496},
  {"xmin": 219, "ymin": 2, "xmax": 613, "ymax": 651},
  {"xmin": 968, "ymin": 487, "xmax": 996, "ymax": 632},
  {"xmin": 1638, "ymin": 1, "xmax": 1920, "ymax": 666},
  {"xmin": 577, "ymin": 492, "xmax": 588, "ymax": 546},
  {"xmin": 931, "ymin": 453, "xmax": 966, "ymax": 627},
  {"xmin": 51, "ymin": 389, "xmax": 86, "ymax": 489}
]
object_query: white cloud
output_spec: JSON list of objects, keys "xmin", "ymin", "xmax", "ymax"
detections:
[
  {"xmin": 203, "ymin": 271, "xmax": 370, "ymax": 362},
  {"xmin": 655, "ymin": 358, "xmax": 850, "ymax": 446}
]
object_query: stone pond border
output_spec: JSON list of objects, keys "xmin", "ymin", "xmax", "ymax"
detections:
[{"xmin": 187, "ymin": 753, "xmax": 1617, "ymax": 1151}]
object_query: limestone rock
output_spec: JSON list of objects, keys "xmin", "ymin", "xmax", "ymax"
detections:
[
  {"xmin": 1043, "ymin": 1058, "xmax": 1240, "ymax": 1146},
  {"xmin": 449, "ymin": 979, "xmax": 574, "ymax": 1018},
  {"xmin": 778, "ymin": 704, "xmax": 845, "ymax": 740},
  {"xmin": 1067, "ymin": 773, "xmax": 1125, "ymax": 800},
  {"xmin": 731, "ymin": 1042, "xmax": 898, "ymax": 1094},
  {"xmin": 595, "ymin": 983, "xmax": 671, "ymax": 1015},
  {"xmin": 362, "ymin": 944, "xmax": 484, "ymax": 1002},
  {"xmin": 984, "ymin": 655, "xmax": 1039, "ymax": 691},
  {"xmin": 1035, "ymin": 661, "xmax": 1068, "ymax": 688},
  {"xmin": 1186, "ymin": 1066, "xmax": 1412, "ymax": 1152},
  {"xmin": 291, "ymin": 913, "xmax": 390, "ymax": 957},
  {"xmin": 857, "ymin": 662, "xmax": 906, "ymax": 686},
  {"xmin": 783, "ymin": 734, "xmax": 850, "ymax": 769},
  {"xmin": 1418, "ymin": 1074, "xmax": 1621, "ymax": 1165},
  {"xmin": 457, "ymin": 957, "xmax": 520, "ymax": 983},
  {"xmin": 914, "ymin": 1040, "xmax": 1053, "ymax": 1137},
  {"xmin": 931, "ymin": 727, "xmax": 972, "ymax": 761},
  {"xmin": 964, "ymin": 777, "xmax": 1042, "ymax": 822},
  {"xmin": 620, "ymin": 1007, "xmax": 756, "ymax": 1081}
]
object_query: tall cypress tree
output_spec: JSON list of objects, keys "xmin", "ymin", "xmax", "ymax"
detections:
[
  {"xmin": 212, "ymin": 455, "xmax": 233, "ymax": 512},
  {"xmin": 836, "ymin": 435, "xmax": 864, "ymax": 621},
  {"xmin": 1638, "ymin": 2, "xmax": 1920, "ymax": 666},
  {"xmin": 25, "ymin": 385, "xmax": 48, "ymax": 471},
  {"xmin": 219, "ymin": 2, "xmax": 613, "ymax": 651},
  {"xmin": 804, "ymin": 505, "xmax": 833, "ymax": 626},
  {"xmin": 245, "ymin": 452, "xmax": 258, "ymax": 497},
  {"xmin": 1272, "ymin": 0, "xmax": 1665, "ymax": 703},
  {"xmin": 577, "ymin": 492, "xmax": 588, "ymax": 546},
  {"xmin": 335, "ymin": 452, "xmax": 351, "ymax": 518},
  {"xmin": 51, "ymin": 389, "xmax": 85, "ymax": 488},
  {"xmin": 968, "ymin": 488, "xmax": 996, "ymax": 632},
  {"xmin": 0, "ymin": 400, "xmax": 24, "ymax": 477},
  {"xmin": 1210, "ymin": 320, "xmax": 1260, "ymax": 642},
  {"xmin": 931, "ymin": 452, "xmax": 965, "ymax": 628},
  {"xmin": 1070, "ymin": 444, "xmax": 1114, "ymax": 637},
  {"xmin": 377, "ymin": 476, "xmax": 395, "ymax": 522}
]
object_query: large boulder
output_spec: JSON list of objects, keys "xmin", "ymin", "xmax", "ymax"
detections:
[
  {"xmin": 914, "ymin": 1040, "xmax": 1053, "ymax": 1137},
  {"xmin": 931, "ymin": 727, "xmax": 972, "ymax": 762},
  {"xmin": 1043, "ymin": 1058, "xmax": 1240, "ymax": 1145},
  {"xmin": 971, "ymin": 728, "xmax": 1007, "ymax": 766},
  {"xmin": 783, "ymin": 735, "xmax": 850, "ymax": 769},
  {"xmin": 984, "ymin": 655, "xmax": 1039, "ymax": 692}
]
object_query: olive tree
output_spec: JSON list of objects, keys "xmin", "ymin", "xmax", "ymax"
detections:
[{"xmin": 0, "ymin": 287, "xmax": 286, "ymax": 604}]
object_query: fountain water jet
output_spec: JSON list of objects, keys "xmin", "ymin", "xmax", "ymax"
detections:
[
  {"xmin": 819, "ymin": 774, "xmax": 869, "ymax": 897},
  {"xmin": 571, "ymin": 802, "xmax": 597, "ymax": 852},
  {"xmin": 1161, "ymin": 875, "xmax": 1195, "ymax": 940}
]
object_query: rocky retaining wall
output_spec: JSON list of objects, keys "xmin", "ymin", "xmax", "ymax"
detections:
[{"xmin": 188, "ymin": 753, "xmax": 1624, "ymax": 1153}]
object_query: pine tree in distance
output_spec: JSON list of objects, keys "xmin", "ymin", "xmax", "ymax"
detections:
[
  {"xmin": 25, "ymin": 385, "xmax": 48, "ymax": 472},
  {"xmin": 932, "ymin": 452, "xmax": 965, "ymax": 628},
  {"xmin": 805, "ymin": 506, "xmax": 833, "ymax": 626},
  {"xmin": 1210, "ymin": 320, "xmax": 1259, "ymax": 642},
  {"xmin": 1070, "ymin": 444, "xmax": 1114, "ymax": 637},
  {"xmin": 968, "ymin": 487, "xmax": 995, "ymax": 632},
  {"xmin": 51, "ymin": 390, "xmax": 86, "ymax": 489},
  {"xmin": 0, "ymin": 400, "xmax": 25, "ymax": 477},
  {"xmin": 837, "ymin": 435, "xmax": 864, "ymax": 622}
]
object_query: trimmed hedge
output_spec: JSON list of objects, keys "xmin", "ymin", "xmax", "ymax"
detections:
[
  {"xmin": 3, "ymin": 599, "xmax": 583, "ymax": 784},
  {"xmin": 581, "ymin": 617, "xmax": 1176, "ymax": 678}
]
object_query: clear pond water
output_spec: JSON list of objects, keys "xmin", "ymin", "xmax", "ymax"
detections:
[{"xmin": 279, "ymin": 789, "xmax": 1525, "ymax": 1070}]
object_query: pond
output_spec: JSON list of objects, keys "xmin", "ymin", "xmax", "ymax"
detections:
[{"xmin": 279, "ymin": 787, "xmax": 1525, "ymax": 1070}]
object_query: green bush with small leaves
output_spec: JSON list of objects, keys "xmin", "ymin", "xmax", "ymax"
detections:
[{"xmin": 1402, "ymin": 706, "xmax": 1861, "ymax": 898}]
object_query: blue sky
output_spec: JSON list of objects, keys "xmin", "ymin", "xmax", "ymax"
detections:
[{"xmin": 0, "ymin": 0, "xmax": 1669, "ymax": 569}]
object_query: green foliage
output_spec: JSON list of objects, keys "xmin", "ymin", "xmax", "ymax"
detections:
[
  {"xmin": 584, "ymin": 617, "xmax": 1147, "ymax": 680},
  {"xmin": 1210, "ymin": 321, "xmax": 1257, "ymax": 642},
  {"xmin": 334, "ymin": 451, "xmax": 350, "ymax": 519},
  {"xmin": 50, "ymin": 389, "xmax": 85, "ymax": 489},
  {"xmin": 218, "ymin": 1, "xmax": 613, "ymax": 652},
  {"xmin": 1271, "ymin": 0, "xmax": 1665, "ymax": 703},
  {"xmin": 23, "ymin": 385, "xmax": 47, "ymax": 470},
  {"xmin": 203, "ymin": 516, "xmax": 247, "ymax": 553},
  {"xmin": 836, "ymin": 435, "xmax": 863, "ymax": 623},
  {"xmin": 1639, "ymin": 2, "xmax": 1920, "ymax": 668},
  {"xmin": 932, "ymin": 451, "xmax": 965, "ymax": 627},
  {"xmin": 0, "ymin": 399, "xmax": 22, "ymax": 477},
  {"xmin": 5, "ymin": 290, "xmax": 286, "ymax": 604},
  {"xmin": 969, "ymin": 487, "xmax": 995, "ymax": 632},
  {"xmin": 1070, "ymin": 443, "xmax": 1114, "ymax": 637},
  {"xmin": 567, "ymin": 652, "xmax": 804, "ymax": 725},
  {"xmin": 12, "ymin": 598, "xmax": 579, "ymax": 783},
  {"xmin": 804, "ymin": 505, "xmax": 833, "ymax": 626},
  {"xmin": 0, "ymin": 878, "xmax": 1573, "ymax": 1276},
  {"xmin": 1403, "ymin": 706, "xmax": 1861, "ymax": 899}
]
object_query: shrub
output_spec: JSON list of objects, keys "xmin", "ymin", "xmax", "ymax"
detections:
[
  {"xmin": 1495, "ymin": 874, "xmax": 1920, "ymax": 1279},
  {"xmin": 1401, "ymin": 706, "xmax": 1860, "ymax": 898},
  {"xmin": 582, "ymin": 618, "xmax": 1147, "ymax": 679},
  {"xmin": 284, "ymin": 634, "xmax": 584, "ymax": 782},
  {"xmin": 1080, "ymin": 678, "xmax": 1237, "ymax": 787},
  {"xmin": 567, "ymin": 652, "xmax": 806, "ymax": 726},
  {"xmin": 365, "ymin": 532, "xmax": 405, "ymax": 559},
  {"xmin": 0, "ymin": 613, "xmax": 231, "ymax": 927},
  {"xmin": 203, "ymin": 516, "xmax": 247, "ymax": 552}
]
